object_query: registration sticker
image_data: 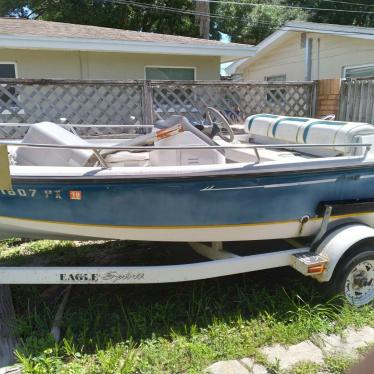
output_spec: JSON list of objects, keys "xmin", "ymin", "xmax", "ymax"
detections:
[{"xmin": 69, "ymin": 190, "xmax": 82, "ymax": 200}]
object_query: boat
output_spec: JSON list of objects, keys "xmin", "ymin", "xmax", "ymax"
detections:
[{"xmin": 1, "ymin": 108, "xmax": 374, "ymax": 242}]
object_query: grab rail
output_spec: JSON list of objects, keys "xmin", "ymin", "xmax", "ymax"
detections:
[
  {"xmin": 1, "ymin": 141, "xmax": 371, "ymax": 168},
  {"xmin": 1, "ymin": 141, "xmax": 370, "ymax": 151},
  {"xmin": 0, "ymin": 123, "xmax": 154, "ymax": 128}
]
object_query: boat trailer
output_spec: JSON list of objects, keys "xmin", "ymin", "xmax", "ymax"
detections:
[
  {"xmin": 0, "ymin": 205, "xmax": 373, "ymax": 305},
  {"xmin": 0, "ymin": 205, "xmax": 373, "ymax": 367}
]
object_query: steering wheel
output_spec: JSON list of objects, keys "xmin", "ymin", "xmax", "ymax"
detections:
[{"xmin": 205, "ymin": 107, "xmax": 235, "ymax": 143}]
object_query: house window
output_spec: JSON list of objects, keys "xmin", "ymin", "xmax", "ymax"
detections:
[
  {"xmin": 265, "ymin": 74, "xmax": 287, "ymax": 82},
  {"xmin": 0, "ymin": 63, "xmax": 17, "ymax": 109},
  {"xmin": 0, "ymin": 63, "xmax": 16, "ymax": 78},
  {"xmin": 343, "ymin": 64, "xmax": 374, "ymax": 79},
  {"xmin": 145, "ymin": 66, "xmax": 195, "ymax": 80}
]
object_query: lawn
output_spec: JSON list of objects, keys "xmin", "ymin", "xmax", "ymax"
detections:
[{"xmin": 1, "ymin": 239, "xmax": 373, "ymax": 374}]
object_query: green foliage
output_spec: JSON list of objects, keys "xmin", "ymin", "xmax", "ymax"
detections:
[
  {"xmin": 324, "ymin": 354, "xmax": 358, "ymax": 374},
  {"xmin": 215, "ymin": 0, "xmax": 374, "ymax": 44},
  {"xmin": 291, "ymin": 361, "xmax": 321, "ymax": 374},
  {"xmin": 216, "ymin": 0, "xmax": 306, "ymax": 44},
  {"xmin": 0, "ymin": 0, "xmax": 220, "ymax": 39},
  {"xmin": 294, "ymin": 0, "xmax": 374, "ymax": 28},
  {"xmin": 0, "ymin": 0, "xmax": 29, "ymax": 18}
]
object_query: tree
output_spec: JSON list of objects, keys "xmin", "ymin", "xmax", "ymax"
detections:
[
  {"xmin": 0, "ymin": 0, "xmax": 219, "ymax": 39},
  {"xmin": 294, "ymin": 0, "xmax": 374, "ymax": 28},
  {"xmin": 215, "ymin": 0, "xmax": 374, "ymax": 45},
  {"xmin": 215, "ymin": 0, "xmax": 306, "ymax": 45}
]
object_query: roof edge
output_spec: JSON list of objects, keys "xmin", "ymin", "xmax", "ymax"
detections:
[{"xmin": 0, "ymin": 34, "xmax": 256, "ymax": 60}]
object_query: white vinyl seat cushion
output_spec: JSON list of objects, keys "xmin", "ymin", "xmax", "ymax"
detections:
[
  {"xmin": 151, "ymin": 131, "xmax": 225, "ymax": 166},
  {"xmin": 244, "ymin": 114, "xmax": 374, "ymax": 156},
  {"xmin": 14, "ymin": 122, "xmax": 95, "ymax": 166},
  {"xmin": 104, "ymin": 151, "xmax": 150, "ymax": 167}
]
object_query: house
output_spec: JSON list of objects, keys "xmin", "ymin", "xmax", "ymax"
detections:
[
  {"xmin": 0, "ymin": 17, "xmax": 255, "ymax": 81},
  {"xmin": 227, "ymin": 21, "xmax": 374, "ymax": 82}
]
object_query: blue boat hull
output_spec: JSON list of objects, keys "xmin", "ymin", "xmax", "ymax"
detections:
[{"xmin": 2, "ymin": 165, "xmax": 374, "ymax": 241}]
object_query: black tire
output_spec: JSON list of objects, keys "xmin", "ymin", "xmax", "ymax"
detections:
[{"xmin": 324, "ymin": 243, "xmax": 374, "ymax": 306}]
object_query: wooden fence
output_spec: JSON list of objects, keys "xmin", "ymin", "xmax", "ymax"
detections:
[
  {"xmin": 338, "ymin": 78, "xmax": 374, "ymax": 124},
  {"xmin": 0, "ymin": 79, "xmax": 316, "ymax": 137}
]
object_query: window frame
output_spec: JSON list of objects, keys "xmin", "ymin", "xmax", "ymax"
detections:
[
  {"xmin": 264, "ymin": 74, "xmax": 287, "ymax": 82},
  {"xmin": 144, "ymin": 65, "xmax": 196, "ymax": 80},
  {"xmin": 342, "ymin": 63, "xmax": 374, "ymax": 79},
  {"xmin": 0, "ymin": 62, "xmax": 18, "ymax": 111},
  {"xmin": 0, "ymin": 62, "xmax": 18, "ymax": 78}
]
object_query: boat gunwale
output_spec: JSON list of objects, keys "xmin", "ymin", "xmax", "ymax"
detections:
[
  {"xmin": 9, "ymin": 160, "xmax": 374, "ymax": 184},
  {"xmin": 2, "ymin": 140, "xmax": 371, "ymax": 152},
  {"xmin": 5, "ymin": 139, "xmax": 374, "ymax": 181}
]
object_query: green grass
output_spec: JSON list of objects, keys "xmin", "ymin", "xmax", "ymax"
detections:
[
  {"xmin": 1, "ymin": 239, "xmax": 373, "ymax": 374},
  {"xmin": 291, "ymin": 361, "xmax": 321, "ymax": 374},
  {"xmin": 324, "ymin": 354, "xmax": 359, "ymax": 374}
]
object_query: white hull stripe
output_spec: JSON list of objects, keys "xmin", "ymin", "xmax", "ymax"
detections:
[
  {"xmin": 1, "ymin": 212, "xmax": 374, "ymax": 242},
  {"xmin": 200, "ymin": 178, "xmax": 337, "ymax": 192}
]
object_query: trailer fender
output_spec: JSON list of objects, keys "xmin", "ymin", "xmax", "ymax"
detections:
[{"xmin": 314, "ymin": 223, "xmax": 374, "ymax": 282}]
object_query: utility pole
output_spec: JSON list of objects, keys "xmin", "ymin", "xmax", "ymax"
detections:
[{"xmin": 195, "ymin": 0, "xmax": 210, "ymax": 39}]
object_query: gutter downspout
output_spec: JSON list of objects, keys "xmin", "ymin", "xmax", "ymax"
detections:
[{"xmin": 304, "ymin": 37, "xmax": 313, "ymax": 81}]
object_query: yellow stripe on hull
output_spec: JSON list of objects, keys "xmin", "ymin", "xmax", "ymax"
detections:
[{"xmin": 0, "ymin": 212, "xmax": 374, "ymax": 242}]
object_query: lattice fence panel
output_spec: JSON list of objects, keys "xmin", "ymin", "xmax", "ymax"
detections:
[
  {"xmin": 0, "ymin": 81, "xmax": 144, "ymax": 138},
  {"xmin": 151, "ymin": 82, "xmax": 315, "ymax": 124},
  {"xmin": 0, "ymin": 79, "xmax": 316, "ymax": 138}
]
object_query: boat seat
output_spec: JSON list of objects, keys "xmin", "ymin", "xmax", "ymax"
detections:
[
  {"xmin": 214, "ymin": 137, "xmax": 306, "ymax": 163},
  {"xmin": 151, "ymin": 131, "xmax": 225, "ymax": 166},
  {"xmin": 104, "ymin": 151, "xmax": 150, "ymax": 167},
  {"xmin": 244, "ymin": 114, "xmax": 374, "ymax": 156},
  {"xmin": 15, "ymin": 122, "xmax": 151, "ymax": 167},
  {"xmin": 14, "ymin": 122, "xmax": 96, "ymax": 166}
]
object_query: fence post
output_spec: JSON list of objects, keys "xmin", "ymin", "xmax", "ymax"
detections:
[
  {"xmin": 142, "ymin": 80, "xmax": 154, "ymax": 128},
  {"xmin": 0, "ymin": 285, "xmax": 17, "ymax": 367},
  {"xmin": 337, "ymin": 79, "xmax": 346, "ymax": 121},
  {"xmin": 315, "ymin": 79, "xmax": 341, "ymax": 118},
  {"xmin": 311, "ymin": 81, "xmax": 318, "ymax": 117}
]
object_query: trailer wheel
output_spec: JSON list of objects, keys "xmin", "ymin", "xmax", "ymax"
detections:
[{"xmin": 326, "ymin": 245, "xmax": 374, "ymax": 306}]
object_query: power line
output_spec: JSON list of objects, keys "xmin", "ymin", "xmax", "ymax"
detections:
[
  {"xmin": 212, "ymin": 0, "xmax": 374, "ymax": 8},
  {"xmin": 104, "ymin": 0, "xmax": 233, "ymax": 20},
  {"xmin": 103, "ymin": 0, "xmax": 374, "ymax": 36},
  {"xmin": 105, "ymin": 0, "xmax": 287, "ymax": 26},
  {"xmin": 203, "ymin": 0, "xmax": 374, "ymax": 15},
  {"xmin": 318, "ymin": 0, "xmax": 374, "ymax": 7},
  {"xmin": 106, "ymin": 0, "xmax": 374, "ymax": 21}
]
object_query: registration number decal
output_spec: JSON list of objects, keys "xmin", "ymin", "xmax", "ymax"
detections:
[{"xmin": 0, "ymin": 188, "xmax": 77, "ymax": 200}]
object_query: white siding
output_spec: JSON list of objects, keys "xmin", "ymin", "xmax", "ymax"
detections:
[
  {"xmin": 313, "ymin": 34, "xmax": 374, "ymax": 79},
  {"xmin": 243, "ymin": 33, "xmax": 304, "ymax": 81},
  {"xmin": 242, "ymin": 32, "xmax": 374, "ymax": 81},
  {"xmin": 0, "ymin": 49, "xmax": 221, "ymax": 80}
]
